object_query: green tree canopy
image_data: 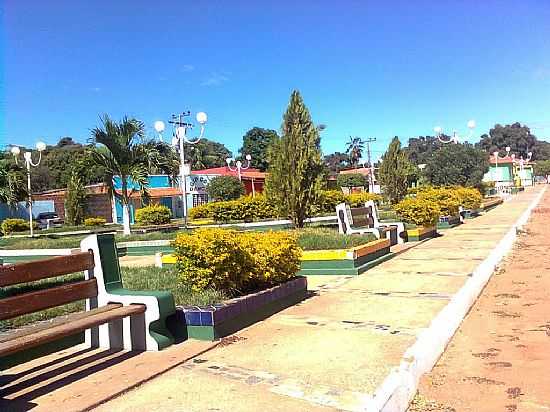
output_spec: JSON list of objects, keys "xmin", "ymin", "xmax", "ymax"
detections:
[
  {"xmin": 477, "ymin": 123, "xmax": 537, "ymax": 159},
  {"xmin": 424, "ymin": 143, "xmax": 489, "ymax": 188},
  {"xmin": 206, "ymin": 175, "xmax": 245, "ymax": 201},
  {"xmin": 266, "ymin": 90, "xmax": 324, "ymax": 228},
  {"xmin": 534, "ymin": 159, "xmax": 550, "ymax": 177},
  {"xmin": 89, "ymin": 115, "xmax": 177, "ymax": 235},
  {"xmin": 186, "ymin": 139, "xmax": 232, "ymax": 170},
  {"xmin": 0, "ymin": 160, "xmax": 27, "ymax": 206},
  {"xmin": 378, "ymin": 137, "xmax": 412, "ymax": 204},
  {"xmin": 324, "ymin": 152, "xmax": 349, "ymax": 173},
  {"xmin": 238, "ymin": 127, "xmax": 278, "ymax": 171},
  {"xmin": 336, "ymin": 173, "xmax": 367, "ymax": 190}
]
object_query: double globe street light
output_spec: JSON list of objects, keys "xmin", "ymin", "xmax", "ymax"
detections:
[
  {"xmin": 154, "ymin": 111, "xmax": 207, "ymax": 228},
  {"xmin": 226, "ymin": 154, "xmax": 252, "ymax": 181},
  {"xmin": 11, "ymin": 141, "xmax": 47, "ymax": 237},
  {"xmin": 433, "ymin": 120, "xmax": 476, "ymax": 144}
]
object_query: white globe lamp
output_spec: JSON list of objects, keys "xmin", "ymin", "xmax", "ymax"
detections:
[{"xmin": 196, "ymin": 112, "xmax": 207, "ymax": 125}]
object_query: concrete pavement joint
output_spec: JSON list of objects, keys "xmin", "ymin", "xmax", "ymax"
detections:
[{"xmin": 182, "ymin": 359, "xmax": 375, "ymax": 412}]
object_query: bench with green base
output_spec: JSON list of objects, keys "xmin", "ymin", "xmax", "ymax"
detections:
[
  {"xmin": 336, "ymin": 200, "xmax": 405, "ymax": 245},
  {"xmin": 0, "ymin": 234, "xmax": 175, "ymax": 362}
]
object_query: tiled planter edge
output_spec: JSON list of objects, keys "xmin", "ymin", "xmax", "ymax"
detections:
[{"xmin": 176, "ymin": 276, "xmax": 308, "ymax": 341}]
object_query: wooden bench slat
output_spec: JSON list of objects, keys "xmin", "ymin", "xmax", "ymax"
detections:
[
  {"xmin": 0, "ymin": 303, "xmax": 123, "ymax": 343},
  {"xmin": 0, "ymin": 252, "xmax": 95, "ymax": 287},
  {"xmin": 0, "ymin": 303, "xmax": 146, "ymax": 357},
  {"xmin": 0, "ymin": 279, "xmax": 98, "ymax": 321}
]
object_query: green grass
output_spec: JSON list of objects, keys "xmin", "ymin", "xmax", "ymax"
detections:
[
  {"xmin": 0, "ymin": 230, "xmax": 190, "ymax": 250},
  {"xmin": 295, "ymin": 227, "xmax": 376, "ymax": 250},
  {"xmin": 0, "ymin": 266, "xmax": 226, "ymax": 332},
  {"xmin": 121, "ymin": 265, "xmax": 227, "ymax": 306}
]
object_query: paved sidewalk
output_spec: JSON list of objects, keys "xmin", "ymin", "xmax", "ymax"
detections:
[
  {"xmin": 91, "ymin": 187, "xmax": 544, "ymax": 412},
  {"xmin": 412, "ymin": 188, "xmax": 550, "ymax": 411}
]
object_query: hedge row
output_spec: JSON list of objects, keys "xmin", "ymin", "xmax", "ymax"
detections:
[
  {"xmin": 1, "ymin": 218, "xmax": 38, "ymax": 235},
  {"xmin": 394, "ymin": 186, "xmax": 483, "ymax": 227},
  {"xmin": 190, "ymin": 191, "xmax": 383, "ymax": 222}
]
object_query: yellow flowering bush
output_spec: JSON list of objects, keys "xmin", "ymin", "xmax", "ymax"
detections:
[
  {"xmin": 393, "ymin": 197, "xmax": 441, "ymax": 227},
  {"xmin": 453, "ymin": 187, "xmax": 482, "ymax": 210},
  {"xmin": 172, "ymin": 228, "xmax": 301, "ymax": 293},
  {"xmin": 346, "ymin": 192, "xmax": 383, "ymax": 207},
  {"xmin": 189, "ymin": 195, "xmax": 278, "ymax": 222},
  {"xmin": 415, "ymin": 187, "xmax": 461, "ymax": 217},
  {"xmin": 135, "ymin": 204, "xmax": 171, "ymax": 225}
]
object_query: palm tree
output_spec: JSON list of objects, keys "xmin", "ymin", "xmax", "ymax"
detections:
[
  {"xmin": 346, "ymin": 136, "xmax": 365, "ymax": 168},
  {"xmin": 89, "ymin": 115, "xmax": 177, "ymax": 235},
  {"xmin": 0, "ymin": 160, "xmax": 27, "ymax": 206}
]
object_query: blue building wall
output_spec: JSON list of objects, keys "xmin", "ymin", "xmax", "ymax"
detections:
[
  {"xmin": 0, "ymin": 200, "xmax": 55, "ymax": 222},
  {"xmin": 112, "ymin": 174, "xmax": 215, "ymax": 223}
]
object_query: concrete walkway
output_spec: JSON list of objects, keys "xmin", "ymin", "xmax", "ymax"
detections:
[
  {"xmin": 1, "ymin": 187, "xmax": 544, "ymax": 412},
  {"xmin": 91, "ymin": 187, "xmax": 544, "ymax": 412}
]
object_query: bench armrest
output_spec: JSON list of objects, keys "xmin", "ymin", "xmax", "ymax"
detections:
[{"xmin": 81, "ymin": 234, "xmax": 175, "ymax": 351}]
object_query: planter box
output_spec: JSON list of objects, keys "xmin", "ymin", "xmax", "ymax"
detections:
[
  {"xmin": 437, "ymin": 215, "xmax": 461, "ymax": 230},
  {"xmin": 176, "ymin": 277, "xmax": 307, "ymax": 341},
  {"xmin": 298, "ymin": 238, "xmax": 393, "ymax": 276},
  {"xmin": 480, "ymin": 197, "xmax": 503, "ymax": 212},
  {"xmin": 406, "ymin": 226, "xmax": 437, "ymax": 242}
]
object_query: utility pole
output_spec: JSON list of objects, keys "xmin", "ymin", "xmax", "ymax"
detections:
[{"xmin": 364, "ymin": 137, "xmax": 376, "ymax": 193}]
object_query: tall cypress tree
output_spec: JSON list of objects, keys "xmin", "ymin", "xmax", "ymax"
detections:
[
  {"xmin": 64, "ymin": 171, "xmax": 87, "ymax": 225},
  {"xmin": 378, "ymin": 137, "xmax": 411, "ymax": 204},
  {"xmin": 266, "ymin": 90, "xmax": 324, "ymax": 227}
]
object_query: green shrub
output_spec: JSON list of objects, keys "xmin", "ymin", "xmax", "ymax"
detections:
[
  {"xmin": 190, "ymin": 195, "xmax": 278, "ymax": 223},
  {"xmin": 172, "ymin": 228, "xmax": 301, "ymax": 293},
  {"xmin": 135, "ymin": 204, "xmax": 171, "ymax": 225},
  {"xmin": 336, "ymin": 173, "xmax": 366, "ymax": 190},
  {"xmin": 206, "ymin": 175, "xmax": 245, "ymax": 201},
  {"xmin": 1, "ymin": 218, "xmax": 37, "ymax": 235},
  {"xmin": 84, "ymin": 217, "xmax": 107, "ymax": 227},
  {"xmin": 295, "ymin": 227, "xmax": 375, "ymax": 250},
  {"xmin": 393, "ymin": 198, "xmax": 441, "ymax": 227},
  {"xmin": 314, "ymin": 190, "xmax": 347, "ymax": 213}
]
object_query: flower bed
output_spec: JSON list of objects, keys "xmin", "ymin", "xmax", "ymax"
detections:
[
  {"xmin": 437, "ymin": 215, "xmax": 462, "ymax": 230},
  {"xmin": 298, "ymin": 238, "xmax": 392, "ymax": 276},
  {"xmin": 405, "ymin": 226, "xmax": 438, "ymax": 242},
  {"xmin": 176, "ymin": 277, "xmax": 307, "ymax": 340}
]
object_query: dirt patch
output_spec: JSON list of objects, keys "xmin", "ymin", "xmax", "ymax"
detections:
[{"xmin": 412, "ymin": 188, "xmax": 550, "ymax": 411}]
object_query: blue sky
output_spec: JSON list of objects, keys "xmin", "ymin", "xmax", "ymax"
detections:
[{"xmin": 1, "ymin": 0, "xmax": 550, "ymax": 162}]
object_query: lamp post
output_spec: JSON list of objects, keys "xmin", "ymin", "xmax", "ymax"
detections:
[
  {"xmin": 493, "ymin": 146, "xmax": 511, "ymax": 185},
  {"xmin": 226, "ymin": 154, "xmax": 252, "ymax": 181},
  {"xmin": 154, "ymin": 111, "xmax": 207, "ymax": 229},
  {"xmin": 11, "ymin": 141, "xmax": 47, "ymax": 237},
  {"xmin": 433, "ymin": 119, "xmax": 476, "ymax": 144}
]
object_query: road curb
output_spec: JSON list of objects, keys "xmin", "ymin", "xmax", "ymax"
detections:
[{"xmin": 369, "ymin": 186, "xmax": 547, "ymax": 412}]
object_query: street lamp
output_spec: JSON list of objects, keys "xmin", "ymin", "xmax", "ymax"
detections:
[
  {"xmin": 155, "ymin": 111, "xmax": 207, "ymax": 229},
  {"xmin": 154, "ymin": 120, "xmax": 166, "ymax": 142},
  {"xmin": 11, "ymin": 141, "xmax": 47, "ymax": 237},
  {"xmin": 492, "ymin": 146, "xmax": 511, "ymax": 183},
  {"xmin": 433, "ymin": 120, "xmax": 476, "ymax": 144},
  {"xmin": 226, "ymin": 154, "xmax": 252, "ymax": 181}
]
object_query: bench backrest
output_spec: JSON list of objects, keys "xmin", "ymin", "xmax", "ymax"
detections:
[
  {"xmin": 350, "ymin": 206, "xmax": 376, "ymax": 228},
  {"xmin": 336, "ymin": 200, "xmax": 381, "ymax": 234},
  {"xmin": 0, "ymin": 252, "xmax": 96, "ymax": 321}
]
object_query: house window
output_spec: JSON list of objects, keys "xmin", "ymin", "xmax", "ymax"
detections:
[{"xmin": 193, "ymin": 194, "xmax": 209, "ymax": 207}]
